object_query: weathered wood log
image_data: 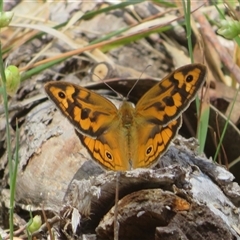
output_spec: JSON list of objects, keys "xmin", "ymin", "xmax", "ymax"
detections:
[{"xmin": 63, "ymin": 141, "xmax": 240, "ymax": 239}]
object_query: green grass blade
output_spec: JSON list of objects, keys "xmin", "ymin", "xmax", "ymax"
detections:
[
  {"xmin": 197, "ymin": 102, "xmax": 210, "ymax": 154},
  {"xmin": 82, "ymin": 1, "xmax": 145, "ymax": 20},
  {"xmin": 100, "ymin": 25, "xmax": 171, "ymax": 52},
  {"xmin": 152, "ymin": 0, "xmax": 176, "ymax": 7},
  {"xmin": 0, "ymin": 41, "xmax": 14, "ymax": 240},
  {"xmin": 182, "ymin": 0, "xmax": 209, "ymax": 153},
  {"xmin": 182, "ymin": 0, "xmax": 193, "ymax": 62},
  {"xmin": 214, "ymin": 87, "xmax": 240, "ymax": 161}
]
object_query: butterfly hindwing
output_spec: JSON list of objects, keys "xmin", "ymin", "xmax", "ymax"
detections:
[
  {"xmin": 134, "ymin": 117, "xmax": 182, "ymax": 168},
  {"xmin": 76, "ymin": 128, "xmax": 129, "ymax": 171}
]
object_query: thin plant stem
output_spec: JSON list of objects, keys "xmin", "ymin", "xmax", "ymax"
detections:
[{"xmin": 0, "ymin": 46, "xmax": 15, "ymax": 240}]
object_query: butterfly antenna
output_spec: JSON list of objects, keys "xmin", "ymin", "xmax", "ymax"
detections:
[
  {"xmin": 126, "ymin": 65, "xmax": 152, "ymax": 99},
  {"xmin": 92, "ymin": 72, "xmax": 123, "ymax": 99}
]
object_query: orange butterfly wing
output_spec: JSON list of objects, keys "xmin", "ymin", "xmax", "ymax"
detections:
[
  {"xmin": 136, "ymin": 64, "xmax": 206, "ymax": 125},
  {"xmin": 45, "ymin": 82, "xmax": 118, "ymax": 137},
  {"xmin": 133, "ymin": 117, "xmax": 182, "ymax": 169}
]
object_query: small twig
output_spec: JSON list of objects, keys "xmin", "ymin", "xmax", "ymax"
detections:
[
  {"xmin": 3, "ymin": 224, "xmax": 27, "ymax": 240},
  {"xmin": 114, "ymin": 172, "xmax": 120, "ymax": 240},
  {"xmin": 42, "ymin": 206, "xmax": 54, "ymax": 240}
]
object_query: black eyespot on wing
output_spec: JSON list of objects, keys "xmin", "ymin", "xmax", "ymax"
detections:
[
  {"xmin": 58, "ymin": 91, "xmax": 66, "ymax": 99},
  {"xmin": 146, "ymin": 145, "xmax": 153, "ymax": 156},
  {"xmin": 186, "ymin": 74, "xmax": 194, "ymax": 83},
  {"xmin": 106, "ymin": 151, "xmax": 113, "ymax": 161}
]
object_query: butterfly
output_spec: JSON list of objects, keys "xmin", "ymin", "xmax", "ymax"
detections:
[{"xmin": 44, "ymin": 63, "xmax": 206, "ymax": 171}]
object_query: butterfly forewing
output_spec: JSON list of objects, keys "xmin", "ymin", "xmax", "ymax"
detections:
[
  {"xmin": 45, "ymin": 82, "xmax": 118, "ymax": 137},
  {"xmin": 136, "ymin": 64, "xmax": 206, "ymax": 125}
]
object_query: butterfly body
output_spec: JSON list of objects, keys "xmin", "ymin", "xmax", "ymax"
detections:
[{"xmin": 45, "ymin": 63, "xmax": 206, "ymax": 171}]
